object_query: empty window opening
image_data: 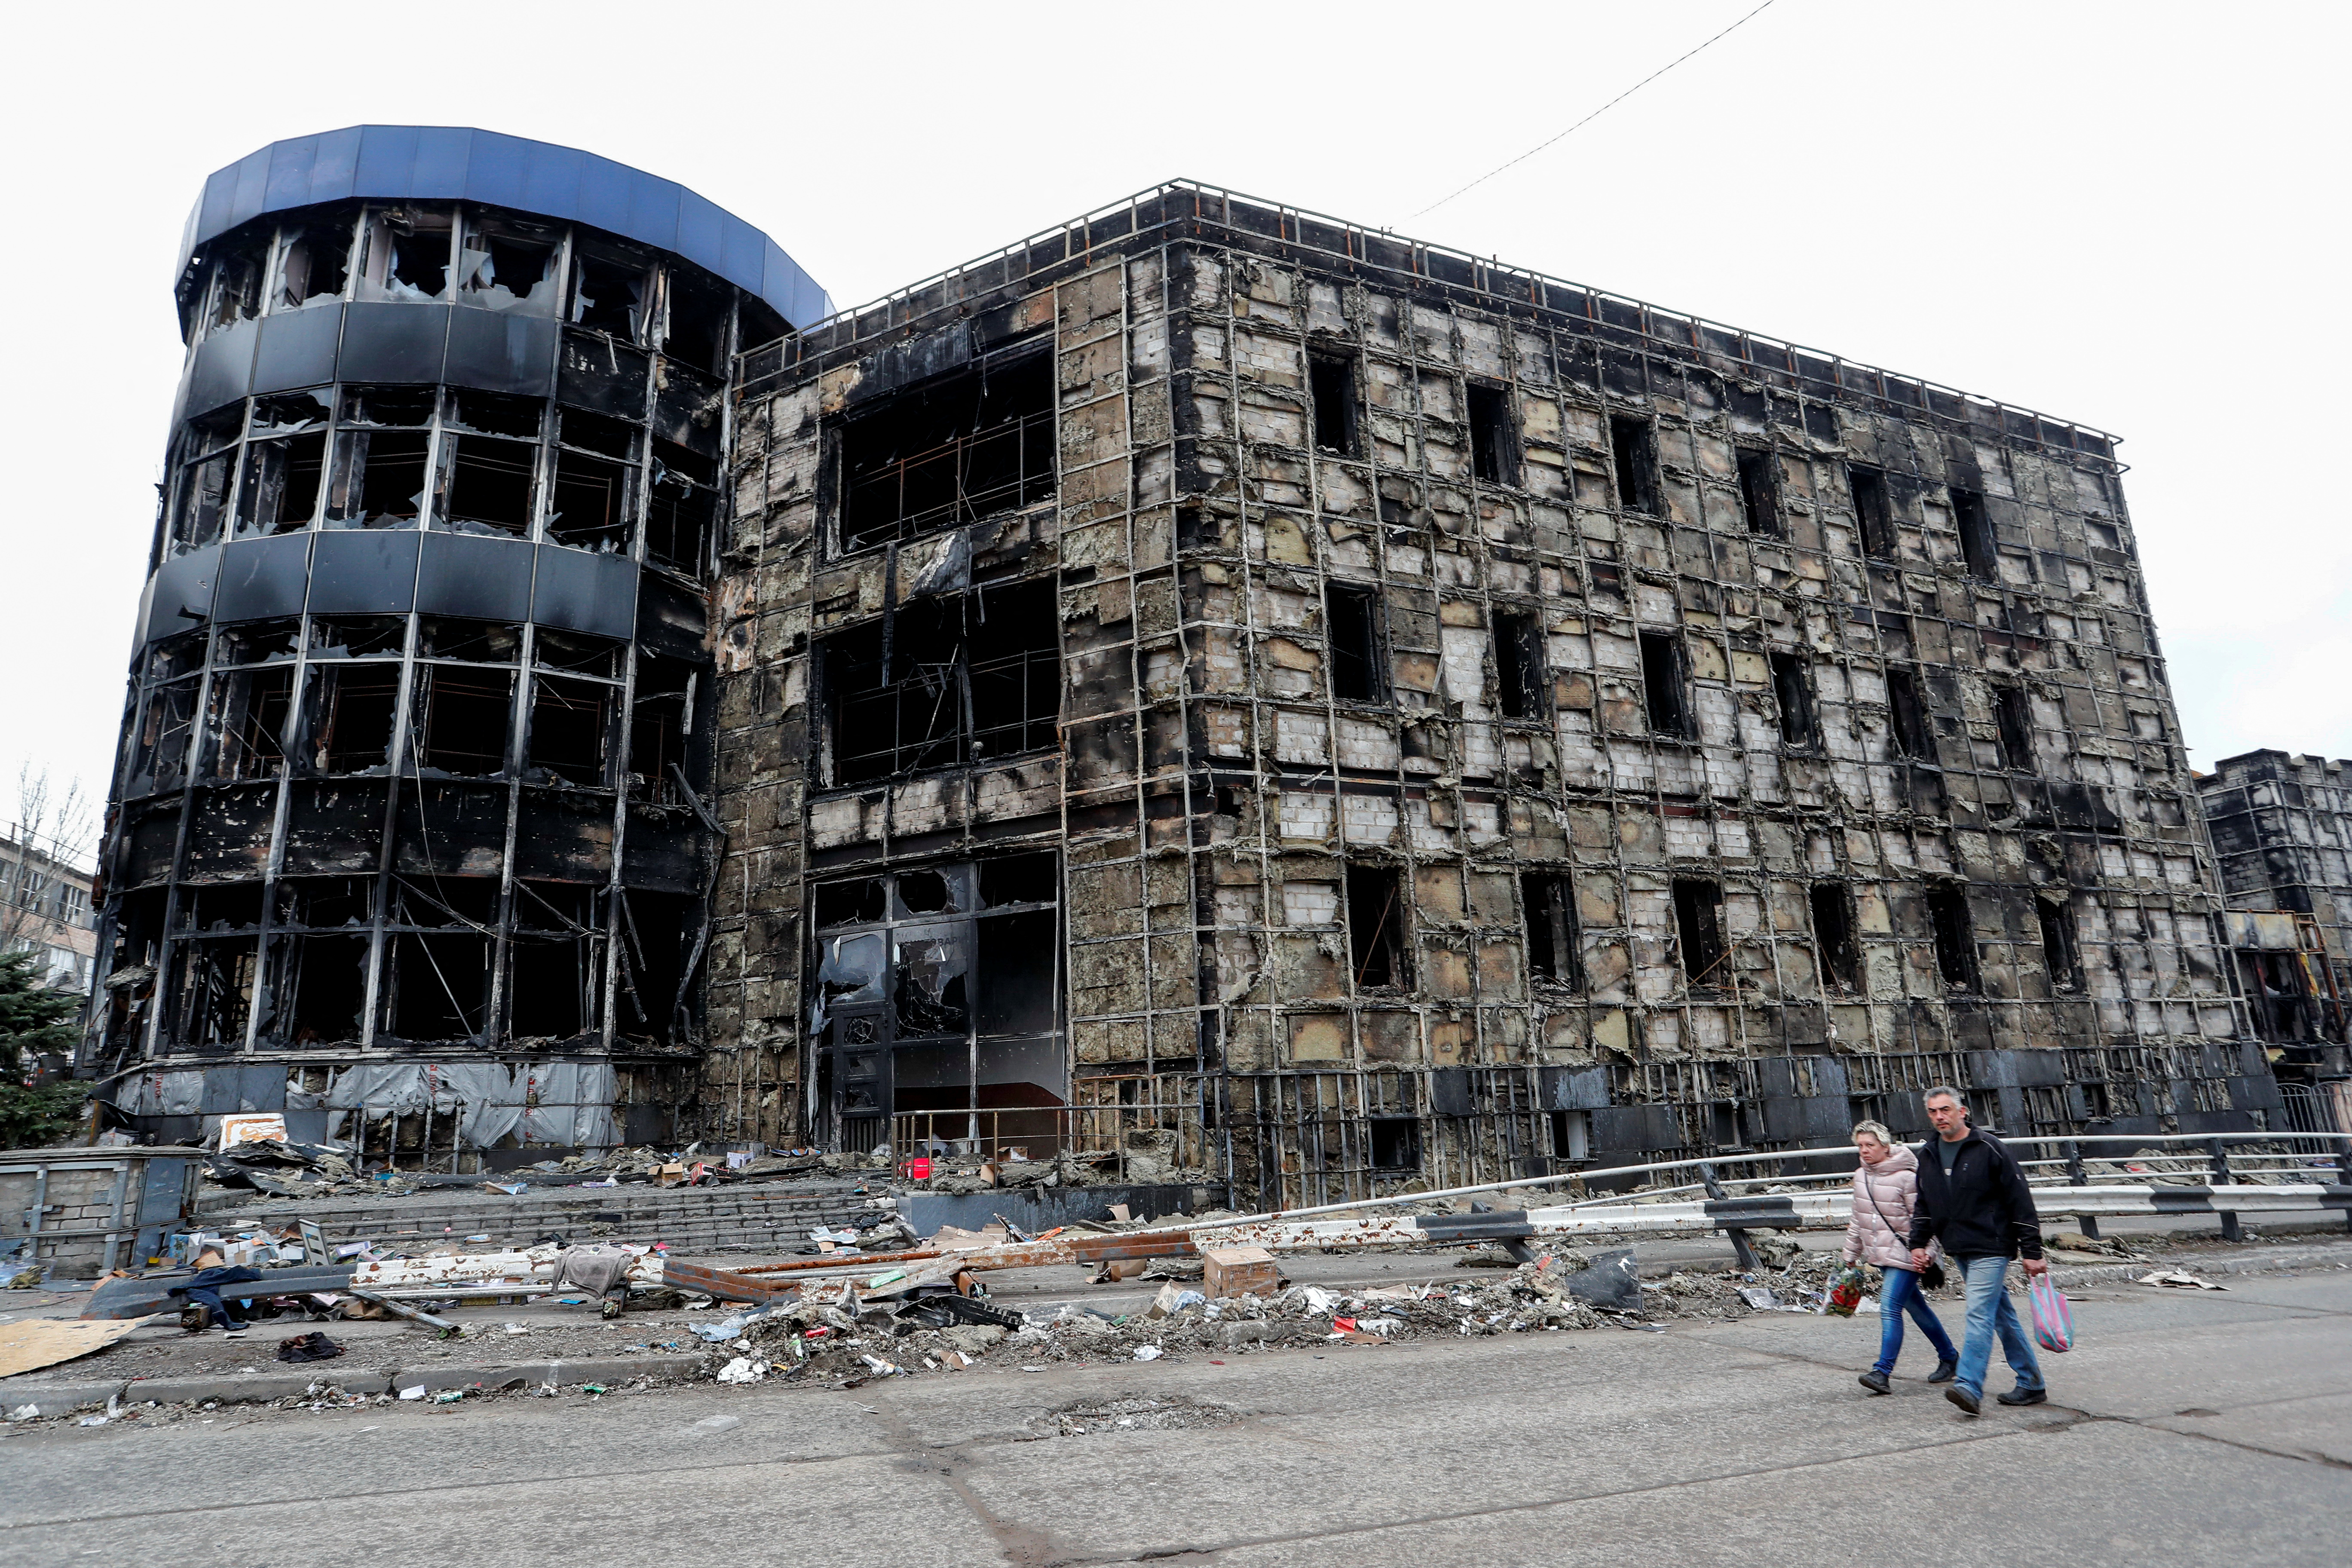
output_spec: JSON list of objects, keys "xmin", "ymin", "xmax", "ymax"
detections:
[
  {"xmin": 1468, "ymin": 383, "xmax": 1518, "ymax": 485},
  {"xmin": 220, "ymin": 619, "xmax": 300, "ymax": 665},
  {"xmin": 1609, "ymin": 414, "xmax": 1658, "ymax": 512},
  {"xmin": 1926, "ymin": 882, "xmax": 1978, "ymax": 990},
  {"xmin": 304, "ymin": 663, "xmax": 402, "ymax": 774},
  {"xmin": 1886, "ymin": 668, "xmax": 1930, "ymax": 759},
  {"xmin": 897, "ymin": 870, "xmax": 953, "ymax": 915},
  {"xmin": 1850, "ymin": 465, "xmax": 1896, "ymax": 560},
  {"xmin": 822, "ymin": 581, "xmax": 1058, "ymax": 787},
  {"xmin": 981, "ymin": 852, "xmax": 1057, "ymax": 908},
  {"xmin": 551, "ymin": 413, "xmax": 637, "ymax": 553},
  {"xmin": 177, "ymin": 882, "xmax": 264, "ymax": 932},
  {"xmin": 1308, "ymin": 352, "xmax": 1358, "ymax": 456},
  {"xmin": 1736, "ymin": 448, "xmax": 1780, "ymax": 534},
  {"xmin": 234, "ymin": 431, "xmax": 327, "ymax": 537},
  {"xmin": 277, "ymin": 876, "xmax": 372, "ymax": 928},
  {"xmin": 440, "ymin": 434, "xmax": 537, "ymax": 536},
  {"xmin": 1370, "ymin": 1117, "xmax": 1421, "ymax": 1170},
  {"xmin": 1345, "ymin": 864, "xmax": 1409, "ymax": 989},
  {"xmin": 570, "ymin": 246, "xmax": 650, "ymax": 341},
  {"xmin": 1327, "ymin": 585, "xmax": 1385, "ymax": 703},
  {"xmin": 508, "ymin": 928, "xmax": 600, "ymax": 1041},
  {"xmin": 1522, "ymin": 872, "xmax": 1580, "ymax": 989},
  {"xmin": 387, "ymin": 932, "xmax": 489, "ymax": 1041},
  {"xmin": 359, "ymin": 207, "xmax": 453, "ymax": 301},
  {"xmin": 2037, "ymin": 896, "xmax": 2081, "ymax": 993},
  {"xmin": 628, "ymin": 653, "xmax": 694, "ymax": 802},
  {"xmin": 1810, "ymin": 883, "xmax": 1860, "ymax": 992},
  {"xmin": 172, "ymin": 938, "xmax": 256, "ymax": 1050},
  {"xmin": 309, "ymin": 616, "xmax": 407, "ymax": 659},
  {"xmin": 646, "ymin": 439, "xmax": 717, "ymax": 577},
  {"xmin": 1494, "ymin": 611, "xmax": 1545, "ymax": 720},
  {"xmin": 1992, "ymin": 684, "xmax": 2034, "ymax": 772},
  {"xmin": 1549, "ymin": 1109, "xmax": 1591, "ymax": 1162},
  {"xmin": 419, "ymin": 619, "xmax": 520, "ymax": 662},
  {"xmin": 1770, "ymin": 651, "xmax": 1816, "ymax": 748},
  {"xmin": 204, "ymin": 247, "xmax": 262, "ymax": 335},
  {"xmin": 208, "ymin": 666, "xmax": 294, "ymax": 782},
  {"xmin": 837, "ymin": 355, "xmax": 1055, "ymax": 553},
  {"xmin": 1951, "ymin": 487, "xmax": 1997, "ymax": 578},
  {"xmin": 275, "ymin": 221, "xmax": 352, "ymax": 310},
  {"xmin": 328, "ymin": 428, "xmax": 432, "ymax": 529},
  {"xmin": 170, "ymin": 410, "xmax": 242, "ymax": 551},
  {"xmin": 279, "ymin": 934, "xmax": 369, "ymax": 1045},
  {"xmin": 813, "ymin": 878, "xmax": 887, "ymax": 928},
  {"xmin": 535, "ymin": 630, "xmax": 621, "ymax": 679},
  {"xmin": 458, "ymin": 215, "xmax": 559, "ymax": 314},
  {"xmin": 663, "ymin": 269, "xmax": 733, "ymax": 376},
  {"xmin": 1672, "ymin": 879, "xmax": 1727, "ymax": 987},
  {"xmin": 412, "ymin": 666, "xmax": 513, "ymax": 775},
  {"xmin": 1639, "ymin": 631, "xmax": 1689, "ymax": 738},
  {"xmin": 528, "ymin": 676, "xmax": 612, "ymax": 787},
  {"xmin": 2239, "ymin": 950, "xmax": 2315, "ymax": 1043}
]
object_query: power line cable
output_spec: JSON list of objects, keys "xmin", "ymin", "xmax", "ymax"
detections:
[{"xmin": 1403, "ymin": 0, "xmax": 1781, "ymax": 223}]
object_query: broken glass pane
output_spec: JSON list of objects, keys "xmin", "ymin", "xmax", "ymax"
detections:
[
  {"xmin": 206, "ymin": 245, "xmax": 263, "ymax": 335},
  {"xmin": 358, "ymin": 207, "xmax": 454, "ymax": 302},
  {"xmin": 276, "ymin": 220, "xmax": 354, "ymax": 310},
  {"xmin": 326, "ymin": 429, "xmax": 432, "ymax": 529},
  {"xmin": 570, "ymin": 246, "xmax": 648, "ymax": 341},
  {"xmin": 458, "ymin": 213, "xmax": 560, "ymax": 315},
  {"xmin": 813, "ymin": 879, "xmax": 886, "ymax": 928},
  {"xmin": 816, "ymin": 931, "xmax": 886, "ymax": 1006},
  {"xmin": 419, "ymin": 618, "xmax": 521, "ymax": 662},
  {"xmin": 533, "ymin": 629, "xmax": 622, "ymax": 678},
  {"xmin": 440, "ymin": 434, "xmax": 538, "ymax": 536},
  {"xmin": 891, "ymin": 925, "xmax": 969, "ymax": 1037},
  {"xmin": 308, "ymin": 616, "xmax": 407, "ymax": 658},
  {"xmin": 218, "ymin": 619, "xmax": 300, "ymax": 664},
  {"xmin": 548, "ymin": 450, "xmax": 631, "ymax": 554},
  {"xmin": 234, "ymin": 432, "xmax": 327, "ymax": 537}
]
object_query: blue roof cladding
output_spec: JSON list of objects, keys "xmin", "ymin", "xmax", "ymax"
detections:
[{"xmin": 183, "ymin": 126, "xmax": 833, "ymax": 329}]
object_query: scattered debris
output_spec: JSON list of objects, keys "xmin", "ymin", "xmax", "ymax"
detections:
[
  {"xmin": 1036, "ymin": 1394, "xmax": 1244, "ymax": 1437},
  {"xmin": 2136, "ymin": 1271, "xmax": 2228, "ymax": 1291}
]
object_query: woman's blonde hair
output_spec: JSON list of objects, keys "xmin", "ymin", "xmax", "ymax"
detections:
[{"xmin": 1850, "ymin": 1119, "xmax": 1895, "ymax": 1148}]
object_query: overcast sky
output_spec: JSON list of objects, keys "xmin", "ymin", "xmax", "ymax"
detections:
[{"xmin": 4, "ymin": 1, "xmax": 2343, "ymax": 850}]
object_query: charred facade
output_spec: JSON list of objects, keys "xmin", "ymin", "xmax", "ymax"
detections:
[
  {"xmin": 2195, "ymin": 751, "xmax": 2352, "ymax": 1083},
  {"xmin": 714, "ymin": 184, "xmax": 2281, "ymax": 1205},
  {"xmin": 86, "ymin": 127, "xmax": 829, "ymax": 1155}
]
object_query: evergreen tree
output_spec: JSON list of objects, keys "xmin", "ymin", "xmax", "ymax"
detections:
[{"xmin": 0, "ymin": 949, "xmax": 87, "ymax": 1147}]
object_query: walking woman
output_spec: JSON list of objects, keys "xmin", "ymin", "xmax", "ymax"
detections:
[{"xmin": 1843, "ymin": 1119, "xmax": 1958, "ymax": 1393}]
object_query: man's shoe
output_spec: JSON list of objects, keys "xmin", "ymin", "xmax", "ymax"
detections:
[
  {"xmin": 1926, "ymin": 1358, "xmax": 1958, "ymax": 1384},
  {"xmin": 1858, "ymin": 1369, "xmax": 1892, "ymax": 1395},
  {"xmin": 1996, "ymin": 1387, "xmax": 2048, "ymax": 1407},
  {"xmin": 1945, "ymin": 1385, "xmax": 1981, "ymax": 1416}
]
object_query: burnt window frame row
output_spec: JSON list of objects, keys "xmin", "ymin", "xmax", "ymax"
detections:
[
  {"xmin": 816, "ymin": 580, "xmax": 1061, "ymax": 788},
  {"xmin": 1846, "ymin": 463, "xmax": 2010, "ymax": 579},
  {"xmin": 162, "ymin": 385, "xmax": 720, "ymax": 580},
  {"xmin": 829, "ymin": 350, "xmax": 1057, "ymax": 558},
  {"xmin": 119, "ymin": 616, "xmax": 682, "ymax": 800},
  {"xmin": 186, "ymin": 202, "xmax": 740, "ymax": 376}
]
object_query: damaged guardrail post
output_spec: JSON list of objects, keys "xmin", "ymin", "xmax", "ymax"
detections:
[
  {"xmin": 1696, "ymin": 1161, "xmax": 1761, "ymax": 1272},
  {"xmin": 2206, "ymin": 1137, "xmax": 2241, "ymax": 1242},
  {"xmin": 2065, "ymin": 1140, "xmax": 2100, "ymax": 1241}
]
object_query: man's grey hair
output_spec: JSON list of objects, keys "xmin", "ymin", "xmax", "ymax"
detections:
[{"xmin": 1923, "ymin": 1084, "xmax": 1966, "ymax": 1107}]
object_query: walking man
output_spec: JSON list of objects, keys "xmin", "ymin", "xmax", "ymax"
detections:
[{"xmin": 1907, "ymin": 1085, "xmax": 2049, "ymax": 1415}]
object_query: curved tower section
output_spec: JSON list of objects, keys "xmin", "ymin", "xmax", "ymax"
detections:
[{"xmin": 86, "ymin": 126, "xmax": 828, "ymax": 1154}]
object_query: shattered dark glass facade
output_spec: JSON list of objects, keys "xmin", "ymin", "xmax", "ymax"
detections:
[
  {"xmin": 86, "ymin": 128, "xmax": 830, "ymax": 1155},
  {"xmin": 713, "ymin": 184, "xmax": 2288, "ymax": 1206}
]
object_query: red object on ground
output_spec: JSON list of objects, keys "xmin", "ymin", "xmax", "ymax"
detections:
[
  {"xmin": 903, "ymin": 1157, "xmax": 932, "ymax": 1179},
  {"xmin": 1333, "ymin": 1316, "xmax": 1357, "ymax": 1332}
]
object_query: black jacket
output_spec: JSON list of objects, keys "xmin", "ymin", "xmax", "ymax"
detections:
[{"xmin": 1906, "ymin": 1128, "xmax": 2043, "ymax": 1261}]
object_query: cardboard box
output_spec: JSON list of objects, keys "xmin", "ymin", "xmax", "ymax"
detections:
[{"xmin": 1202, "ymin": 1245, "xmax": 1279, "ymax": 1299}]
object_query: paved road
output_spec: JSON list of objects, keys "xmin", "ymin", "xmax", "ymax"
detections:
[{"xmin": 3, "ymin": 1262, "xmax": 2346, "ymax": 1566}]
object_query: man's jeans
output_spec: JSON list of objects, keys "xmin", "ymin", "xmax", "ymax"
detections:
[
  {"xmin": 1952, "ymin": 1253, "xmax": 2044, "ymax": 1400},
  {"xmin": 1874, "ymin": 1265, "xmax": 1958, "ymax": 1377}
]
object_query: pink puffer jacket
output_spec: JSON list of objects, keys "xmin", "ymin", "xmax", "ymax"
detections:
[{"xmin": 1841, "ymin": 1145, "xmax": 1941, "ymax": 1270}]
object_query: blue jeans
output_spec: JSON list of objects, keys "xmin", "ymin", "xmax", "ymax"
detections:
[
  {"xmin": 1953, "ymin": 1254, "xmax": 2044, "ymax": 1399},
  {"xmin": 1873, "ymin": 1265, "xmax": 1957, "ymax": 1376}
]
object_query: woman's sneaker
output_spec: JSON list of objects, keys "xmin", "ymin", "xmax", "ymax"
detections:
[{"xmin": 1927, "ymin": 1358, "xmax": 1958, "ymax": 1384}]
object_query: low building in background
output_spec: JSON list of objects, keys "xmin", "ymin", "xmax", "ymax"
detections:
[{"xmin": 2, "ymin": 832, "xmax": 97, "ymax": 1000}]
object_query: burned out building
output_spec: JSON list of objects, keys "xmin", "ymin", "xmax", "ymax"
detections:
[
  {"xmin": 2195, "ymin": 751, "xmax": 2352, "ymax": 1087},
  {"xmin": 710, "ymin": 183, "xmax": 2286, "ymax": 1205},
  {"xmin": 89, "ymin": 143, "xmax": 2299, "ymax": 1190},
  {"xmin": 84, "ymin": 127, "xmax": 829, "ymax": 1153}
]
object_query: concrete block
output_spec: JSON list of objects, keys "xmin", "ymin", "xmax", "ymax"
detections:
[
  {"xmin": 124, "ymin": 1371, "xmax": 379, "ymax": 1405},
  {"xmin": 387, "ymin": 1354, "xmax": 703, "ymax": 1393}
]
